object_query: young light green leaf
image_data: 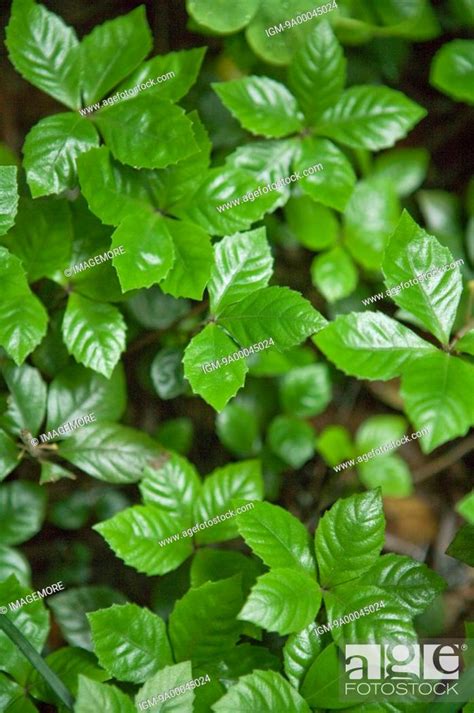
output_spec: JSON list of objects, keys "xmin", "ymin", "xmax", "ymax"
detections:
[
  {"xmin": 316, "ymin": 86, "xmax": 426, "ymax": 150},
  {"xmin": 135, "ymin": 661, "xmax": 195, "ymax": 713},
  {"xmin": 62, "ymin": 293, "xmax": 126, "ymax": 377},
  {"xmin": 139, "ymin": 453, "xmax": 201, "ymax": 523},
  {"xmin": 213, "ymin": 76, "xmax": 303, "ymax": 138},
  {"xmin": 355, "ymin": 415, "xmax": 407, "ymax": 454},
  {"xmin": 23, "ymin": 113, "xmax": 100, "ymax": 198},
  {"xmin": 316, "ymin": 425, "xmax": 355, "ymax": 468},
  {"xmin": 311, "ymin": 246, "xmax": 358, "ymax": 303},
  {"xmin": 456, "ymin": 330, "xmax": 474, "ymax": 356},
  {"xmin": 294, "ymin": 137, "xmax": 356, "ymax": 212},
  {"xmin": 159, "ymin": 219, "xmax": 213, "ymax": 300},
  {"xmin": 187, "ymin": 0, "xmax": 259, "ymax": 32},
  {"xmin": 315, "ymin": 489, "xmax": 385, "ymax": 588},
  {"xmin": 0, "ymin": 482, "xmax": 46, "ymax": 546},
  {"xmin": 268, "ymin": 415, "xmax": 315, "ymax": 469},
  {"xmin": 285, "ymin": 196, "xmax": 338, "ymax": 250},
  {"xmin": 88, "ymin": 603, "xmax": 172, "ymax": 683},
  {"xmin": 6, "ymin": 0, "xmax": 80, "ymax": 109},
  {"xmin": 0, "ymin": 166, "xmax": 18, "ymax": 236},
  {"xmin": 212, "ymin": 669, "xmax": 311, "ymax": 713},
  {"xmin": 283, "ymin": 625, "xmax": 322, "ymax": 690},
  {"xmin": 80, "ymin": 6, "xmax": 152, "ymax": 105},
  {"xmin": 0, "ymin": 361, "xmax": 47, "ymax": 437},
  {"xmin": 358, "ymin": 456, "xmax": 413, "ymax": 498},
  {"xmin": 373, "ymin": 148, "xmax": 429, "ymax": 197},
  {"xmin": 208, "ymin": 228, "xmax": 273, "ymax": 315},
  {"xmin": 0, "ymin": 430, "xmax": 19, "ymax": 482},
  {"xmin": 75, "ymin": 676, "xmax": 135, "ymax": 713},
  {"xmin": 314, "ymin": 312, "xmax": 436, "ymax": 380},
  {"xmin": 430, "ymin": 39, "xmax": 474, "ymax": 105}
]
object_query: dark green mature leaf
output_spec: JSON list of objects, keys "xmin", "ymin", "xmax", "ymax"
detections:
[
  {"xmin": 401, "ymin": 351, "xmax": 474, "ymax": 452},
  {"xmin": 219, "ymin": 286, "xmax": 326, "ymax": 349},
  {"xmin": 212, "ymin": 669, "xmax": 311, "ymax": 713},
  {"xmin": 0, "ymin": 361, "xmax": 46, "ymax": 436},
  {"xmin": 159, "ymin": 219, "xmax": 212, "ymax": 300},
  {"xmin": 28, "ymin": 646, "xmax": 107, "ymax": 705},
  {"xmin": 0, "ymin": 482, "xmax": 46, "ymax": 545},
  {"xmin": 311, "ymin": 247, "xmax": 358, "ymax": 303},
  {"xmin": 0, "ymin": 166, "xmax": 18, "ymax": 236},
  {"xmin": 88, "ymin": 603, "xmax": 172, "ymax": 683},
  {"xmin": 139, "ymin": 453, "xmax": 201, "ymax": 523},
  {"xmin": 315, "ymin": 490, "xmax": 385, "ymax": 588},
  {"xmin": 237, "ymin": 500, "xmax": 316, "ymax": 575},
  {"xmin": 373, "ymin": 148, "xmax": 429, "ymax": 197},
  {"xmin": 169, "ymin": 577, "xmax": 244, "ymax": 664},
  {"xmin": 190, "ymin": 550, "xmax": 260, "ymax": 593},
  {"xmin": 268, "ymin": 415, "xmax": 315, "ymax": 468},
  {"xmin": 6, "ymin": 0, "xmax": 80, "ymax": 109},
  {"xmin": 382, "ymin": 211, "xmax": 463, "ymax": 345},
  {"xmin": 314, "ymin": 312, "xmax": 436, "ymax": 380},
  {"xmin": 430, "ymin": 39, "xmax": 474, "ymax": 105},
  {"xmin": 23, "ymin": 114, "xmax": 99, "ymax": 198},
  {"xmin": 446, "ymin": 524, "xmax": 474, "ymax": 566},
  {"xmin": 289, "ymin": 21, "xmax": 346, "ymax": 121},
  {"xmin": 95, "ymin": 97, "xmax": 198, "ymax": 169},
  {"xmin": 208, "ymin": 228, "xmax": 273, "ymax": 315},
  {"xmin": 214, "ymin": 77, "xmax": 303, "ymax": 138},
  {"xmin": 316, "ymin": 86, "xmax": 426, "ymax": 150},
  {"xmin": 0, "ymin": 247, "xmax": 48, "ymax": 365},
  {"xmin": 283, "ymin": 625, "xmax": 322, "ymax": 690},
  {"xmin": 187, "ymin": 0, "xmax": 259, "ymax": 32},
  {"xmin": 216, "ymin": 402, "xmax": 261, "ymax": 457},
  {"xmin": 75, "ymin": 676, "xmax": 135, "ymax": 713},
  {"xmin": 294, "ymin": 137, "xmax": 356, "ymax": 212},
  {"xmin": 0, "ymin": 671, "xmax": 39, "ymax": 712},
  {"xmin": 194, "ymin": 460, "xmax": 263, "ymax": 544},
  {"xmin": 58, "ymin": 423, "xmax": 160, "ymax": 483},
  {"xmin": 239, "ymin": 568, "xmax": 321, "ymax": 635},
  {"xmin": 300, "ymin": 643, "xmax": 343, "ymax": 710},
  {"xmin": 80, "ymin": 6, "xmax": 152, "ymax": 104},
  {"xmin": 94, "ymin": 504, "xmax": 193, "ymax": 575},
  {"xmin": 0, "ymin": 430, "xmax": 18, "ymax": 482},
  {"xmin": 62, "ymin": 293, "xmax": 126, "ymax": 377},
  {"xmin": 150, "ymin": 347, "xmax": 186, "ymax": 400},
  {"xmin": 135, "ymin": 661, "xmax": 195, "ymax": 712}
]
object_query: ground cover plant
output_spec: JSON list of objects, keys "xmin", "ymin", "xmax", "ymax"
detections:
[{"xmin": 0, "ymin": 0, "xmax": 473, "ymax": 711}]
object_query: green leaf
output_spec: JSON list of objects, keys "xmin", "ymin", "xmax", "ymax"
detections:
[
  {"xmin": 285, "ymin": 196, "xmax": 338, "ymax": 250},
  {"xmin": 239, "ymin": 568, "xmax": 321, "ymax": 635},
  {"xmin": 373, "ymin": 148, "xmax": 429, "ymax": 197},
  {"xmin": 62, "ymin": 293, "xmax": 126, "ymax": 378},
  {"xmin": 283, "ymin": 625, "xmax": 322, "ymax": 690},
  {"xmin": 95, "ymin": 97, "xmax": 198, "ymax": 169},
  {"xmin": 0, "ymin": 545, "xmax": 30, "ymax": 586},
  {"xmin": 382, "ymin": 211, "xmax": 463, "ymax": 345},
  {"xmin": 208, "ymin": 228, "xmax": 273, "ymax": 315},
  {"xmin": 316, "ymin": 425, "xmax": 355, "ymax": 468},
  {"xmin": 280, "ymin": 364, "xmax": 331, "ymax": 418},
  {"xmin": 88, "ymin": 603, "xmax": 172, "ymax": 684},
  {"xmin": 23, "ymin": 113, "xmax": 100, "ymax": 198},
  {"xmin": 268, "ymin": 415, "xmax": 315, "ymax": 468},
  {"xmin": 58, "ymin": 423, "xmax": 160, "ymax": 483},
  {"xmin": 400, "ymin": 351, "xmax": 474, "ymax": 452},
  {"xmin": 294, "ymin": 137, "xmax": 356, "ymax": 212},
  {"xmin": 430, "ymin": 40, "xmax": 474, "ymax": 105},
  {"xmin": 156, "ymin": 418, "xmax": 193, "ymax": 455},
  {"xmin": 150, "ymin": 347, "xmax": 186, "ymax": 400},
  {"xmin": 6, "ymin": 0, "xmax": 80, "ymax": 109},
  {"xmin": 46, "ymin": 364, "xmax": 126, "ymax": 431},
  {"xmin": 314, "ymin": 312, "xmax": 436, "ymax": 381},
  {"xmin": 183, "ymin": 324, "xmax": 248, "ymax": 411},
  {"xmin": 363, "ymin": 554, "xmax": 446, "ymax": 615},
  {"xmin": 0, "ymin": 672, "xmax": 38, "ymax": 712},
  {"xmin": 110, "ymin": 212, "xmax": 175, "ymax": 293},
  {"xmin": 355, "ymin": 415, "xmax": 407, "ymax": 454},
  {"xmin": 94, "ymin": 504, "xmax": 193, "ymax": 575},
  {"xmin": 300, "ymin": 643, "xmax": 343, "ymax": 710},
  {"xmin": 80, "ymin": 6, "xmax": 152, "ymax": 105},
  {"xmin": 194, "ymin": 460, "xmax": 263, "ymax": 544},
  {"xmin": 289, "ymin": 21, "xmax": 346, "ymax": 121},
  {"xmin": 0, "ymin": 361, "xmax": 47, "ymax": 436},
  {"xmin": 75, "ymin": 676, "xmax": 135, "ymax": 713},
  {"xmin": 358, "ymin": 455, "xmax": 413, "ymax": 497},
  {"xmin": 457, "ymin": 491, "xmax": 474, "ymax": 524},
  {"xmin": 169, "ymin": 577, "xmax": 244, "ymax": 664},
  {"xmin": 216, "ymin": 402, "xmax": 261, "ymax": 457},
  {"xmin": 190, "ymin": 550, "xmax": 260, "ymax": 593},
  {"xmin": 214, "ymin": 76, "xmax": 303, "ymax": 138},
  {"xmin": 159, "ymin": 219, "xmax": 213, "ymax": 300},
  {"xmin": 0, "ymin": 166, "xmax": 18, "ymax": 236},
  {"xmin": 219, "ymin": 286, "xmax": 326, "ymax": 349},
  {"xmin": 139, "ymin": 453, "xmax": 201, "ymax": 524},
  {"xmin": 135, "ymin": 661, "xmax": 195, "ymax": 713},
  {"xmin": 315, "ymin": 489, "xmax": 385, "ymax": 588},
  {"xmin": 311, "ymin": 246, "xmax": 358, "ymax": 303},
  {"xmin": 457, "ymin": 330, "xmax": 474, "ymax": 356},
  {"xmin": 316, "ymin": 86, "xmax": 426, "ymax": 150},
  {"xmin": 446, "ymin": 524, "xmax": 474, "ymax": 566},
  {"xmin": 0, "ymin": 247, "xmax": 48, "ymax": 364},
  {"xmin": 187, "ymin": 0, "xmax": 259, "ymax": 33},
  {"xmin": 212, "ymin": 669, "xmax": 311, "ymax": 713},
  {"xmin": 0, "ymin": 482, "xmax": 46, "ymax": 545},
  {"xmin": 236, "ymin": 500, "xmax": 316, "ymax": 575}
]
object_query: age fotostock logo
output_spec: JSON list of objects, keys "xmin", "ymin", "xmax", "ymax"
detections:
[{"xmin": 343, "ymin": 642, "xmax": 467, "ymax": 702}]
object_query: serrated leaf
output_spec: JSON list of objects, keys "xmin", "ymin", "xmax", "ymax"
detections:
[
  {"xmin": 23, "ymin": 113, "xmax": 99, "ymax": 198},
  {"xmin": 80, "ymin": 6, "xmax": 152, "ymax": 105},
  {"xmin": 314, "ymin": 312, "xmax": 436, "ymax": 380},
  {"xmin": 316, "ymin": 86, "xmax": 426, "ymax": 150},
  {"xmin": 75, "ymin": 676, "xmax": 135, "ymax": 713},
  {"xmin": 268, "ymin": 415, "xmax": 315, "ymax": 468},
  {"xmin": 208, "ymin": 228, "xmax": 273, "ymax": 315},
  {"xmin": 187, "ymin": 0, "xmax": 259, "ymax": 32},
  {"xmin": 285, "ymin": 196, "xmax": 338, "ymax": 250},
  {"xmin": 400, "ymin": 351, "xmax": 474, "ymax": 452},
  {"xmin": 0, "ymin": 482, "xmax": 46, "ymax": 545},
  {"xmin": 283, "ymin": 625, "xmax": 322, "ymax": 690},
  {"xmin": 311, "ymin": 246, "xmax": 358, "ymax": 303},
  {"xmin": 212, "ymin": 669, "xmax": 311, "ymax": 713},
  {"xmin": 214, "ymin": 76, "xmax": 303, "ymax": 138},
  {"xmin": 430, "ymin": 39, "xmax": 474, "ymax": 105},
  {"xmin": 136, "ymin": 662, "xmax": 195, "ymax": 713},
  {"xmin": 239, "ymin": 568, "xmax": 321, "ymax": 635},
  {"xmin": 94, "ymin": 504, "xmax": 192, "ymax": 575},
  {"xmin": 88, "ymin": 603, "xmax": 172, "ymax": 684},
  {"xmin": 294, "ymin": 137, "xmax": 356, "ymax": 212},
  {"xmin": 159, "ymin": 219, "xmax": 213, "ymax": 300},
  {"xmin": 0, "ymin": 166, "xmax": 18, "ymax": 236},
  {"xmin": 0, "ymin": 361, "xmax": 46, "ymax": 437},
  {"xmin": 62, "ymin": 293, "xmax": 126, "ymax": 377},
  {"xmin": 373, "ymin": 148, "xmax": 429, "ymax": 197},
  {"xmin": 139, "ymin": 453, "xmax": 201, "ymax": 524},
  {"xmin": 236, "ymin": 500, "xmax": 316, "ymax": 575},
  {"xmin": 315, "ymin": 490, "xmax": 385, "ymax": 588},
  {"xmin": 169, "ymin": 577, "xmax": 244, "ymax": 664},
  {"xmin": 382, "ymin": 211, "xmax": 463, "ymax": 344},
  {"xmin": 6, "ymin": 0, "xmax": 80, "ymax": 109},
  {"xmin": 194, "ymin": 460, "xmax": 263, "ymax": 544}
]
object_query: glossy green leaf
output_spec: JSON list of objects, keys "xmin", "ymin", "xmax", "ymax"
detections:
[
  {"xmin": 294, "ymin": 137, "xmax": 356, "ymax": 212},
  {"xmin": 268, "ymin": 415, "xmax": 315, "ymax": 468},
  {"xmin": 457, "ymin": 491, "xmax": 474, "ymax": 524},
  {"xmin": 457, "ymin": 330, "xmax": 474, "ymax": 356},
  {"xmin": 23, "ymin": 113, "xmax": 99, "ymax": 198},
  {"xmin": 316, "ymin": 425, "xmax": 355, "ymax": 468},
  {"xmin": 283, "ymin": 625, "xmax": 322, "ymax": 691},
  {"xmin": 430, "ymin": 40, "xmax": 474, "ymax": 105},
  {"xmin": 285, "ymin": 196, "xmax": 338, "ymax": 250},
  {"xmin": 216, "ymin": 402, "xmax": 261, "ymax": 457},
  {"xmin": 135, "ymin": 661, "xmax": 195, "ymax": 713},
  {"xmin": 400, "ymin": 351, "xmax": 474, "ymax": 452},
  {"xmin": 300, "ymin": 643, "xmax": 343, "ymax": 710},
  {"xmin": 190, "ymin": 549, "xmax": 260, "ymax": 593},
  {"xmin": 62, "ymin": 293, "xmax": 126, "ymax": 377},
  {"xmin": 314, "ymin": 312, "xmax": 436, "ymax": 380},
  {"xmin": 139, "ymin": 453, "xmax": 201, "ymax": 523},
  {"xmin": 373, "ymin": 148, "xmax": 429, "ymax": 197},
  {"xmin": 358, "ymin": 456, "xmax": 413, "ymax": 497},
  {"xmin": 187, "ymin": 0, "xmax": 259, "ymax": 32},
  {"xmin": 0, "ymin": 482, "xmax": 46, "ymax": 546},
  {"xmin": 0, "ymin": 546, "xmax": 30, "ymax": 586},
  {"xmin": 213, "ymin": 669, "xmax": 311, "ymax": 713},
  {"xmin": 315, "ymin": 489, "xmax": 385, "ymax": 588},
  {"xmin": 156, "ymin": 418, "xmax": 193, "ymax": 455},
  {"xmin": 150, "ymin": 347, "xmax": 186, "ymax": 400},
  {"xmin": 316, "ymin": 86, "xmax": 426, "ymax": 150},
  {"xmin": 0, "ymin": 361, "xmax": 47, "ymax": 437},
  {"xmin": 446, "ymin": 524, "xmax": 474, "ymax": 566},
  {"xmin": 214, "ymin": 76, "xmax": 303, "ymax": 138},
  {"xmin": 6, "ymin": 0, "xmax": 80, "ymax": 109},
  {"xmin": 0, "ymin": 673, "xmax": 38, "ymax": 713},
  {"xmin": 280, "ymin": 364, "xmax": 331, "ymax": 418},
  {"xmin": 0, "ymin": 166, "xmax": 18, "ymax": 236},
  {"xmin": 80, "ymin": 6, "xmax": 152, "ymax": 105},
  {"xmin": 75, "ymin": 676, "xmax": 135, "ymax": 713},
  {"xmin": 311, "ymin": 246, "xmax": 358, "ymax": 303},
  {"xmin": 208, "ymin": 228, "xmax": 273, "ymax": 315},
  {"xmin": 159, "ymin": 219, "xmax": 212, "ymax": 300}
]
